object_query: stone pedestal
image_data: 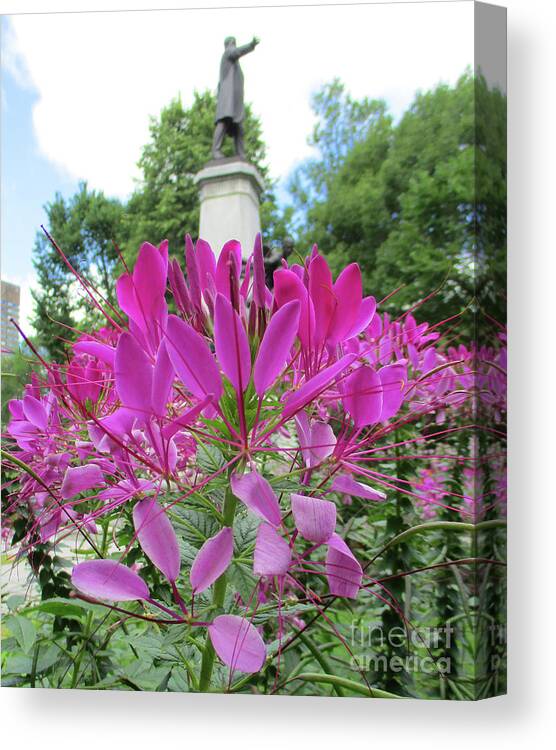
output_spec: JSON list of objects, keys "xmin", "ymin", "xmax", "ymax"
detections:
[{"xmin": 194, "ymin": 158, "xmax": 265, "ymax": 259}]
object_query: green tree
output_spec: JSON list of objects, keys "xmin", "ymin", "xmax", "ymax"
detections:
[
  {"xmin": 1, "ymin": 346, "xmax": 38, "ymax": 428},
  {"xmin": 289, "ymin": 72, "xmax": 506, "ymax": 325},
  {"xmin": 31, "ymin": 184, "xmax": 127, "ymax": 357},
  {"xmin": 288, "ymin": 78, "xmax": 391, "ymax": 237}
]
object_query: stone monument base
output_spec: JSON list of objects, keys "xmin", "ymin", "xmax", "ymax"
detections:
[{"xmin": 194, "ymin": 158, "xmax": 265, "ymax": 259}]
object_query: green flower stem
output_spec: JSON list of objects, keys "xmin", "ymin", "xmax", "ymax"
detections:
[
  {"xmin": 198, "ymin": 483, "xmax": 238, "ymax": 692},
  {"xmin": 369, "ymin": 519, "xmax": 506, "ymax": 564},
  {"xmin": 288, "ymin": 672, "xmax": 402, "ymax": 699},
  {"xmin": 296, "ymin": 629, "xmax": 344, "ymax": 697},
  {"xmin": 70, "ymin": 611, "xmax": 93, "ymax": 689}
]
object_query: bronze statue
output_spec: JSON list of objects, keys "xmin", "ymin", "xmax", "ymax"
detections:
[{"xmin": 212, "ymin": 36, "xmax": 259, "ymax": 160}]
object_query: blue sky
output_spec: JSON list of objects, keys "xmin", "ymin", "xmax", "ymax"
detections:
[
  {"xmin": 1, "ymin": 4, "xmax": 475, "ymax": 331},
  {"xmin": 1, "ymin": 50, "xmax": 77, "ymax": 281}
]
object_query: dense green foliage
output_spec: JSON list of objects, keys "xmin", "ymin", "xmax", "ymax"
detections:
[
  {"xmin": 1, "ymin": 347, "xmax": 37, "ymax": 428},
  {"xmin": 289, "ymin": 73, "xmax": 506, "ymax": 324},
  {"xmin": 31, "ymin": 185, "xmax": 126, "ymax": 358}
]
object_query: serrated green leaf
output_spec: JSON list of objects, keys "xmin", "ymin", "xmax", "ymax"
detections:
[
  {"xmin": 173, "ymin": 508, "xmax": 219, "ymax": 545},
  {"xmin": 228, "ymin": 562, "xmax": 258, "ymax": 602},
  {"xmin": 38, "ymin": 600, "xmax": 87, "ymax": 618},
  {"xmin": 178, "ymin": 539, "xmax": 199, "ymax": 567},
  {"xmin": 6, "ymin": 614, "xmax": 36, "ymax": 654},
  {"xmin": 233, "ymin": 514, "xmax": 259, "ymax": 553},
  {"xmin": 196, "ymin": 443, "xmax": 225, "ymax": 474}
]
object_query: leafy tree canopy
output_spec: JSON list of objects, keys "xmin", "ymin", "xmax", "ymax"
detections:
[
  {"xmin": 31, "ymin": 184, "xmax": 126, "ymax": 357},
  {"xmin": 288, "ymin": 72, "xmax": 506, "ymax": 325}
]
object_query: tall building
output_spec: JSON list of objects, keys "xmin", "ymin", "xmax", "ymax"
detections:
[{"xmin": 1, "ymin": 280, "xmax": 21, "ymax": 354}]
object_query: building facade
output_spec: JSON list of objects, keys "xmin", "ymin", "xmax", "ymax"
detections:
[{"xmin": 1, "ymin": 280, "xmax": 21, "ymax": 354}]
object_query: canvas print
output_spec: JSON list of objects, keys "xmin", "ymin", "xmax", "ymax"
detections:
[{"xmin": 1, "ymin": 1, "xmax": 506, "ymax": 699}]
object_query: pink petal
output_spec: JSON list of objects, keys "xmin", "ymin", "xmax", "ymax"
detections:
[
  {"xmin": 208, "ymin": 614, "xmax": 266, "ymax": 673},
  {"xmin": 344, "ymin": 296, "xmax": 377, "ymax": 340},
  {"xmin": 196, "ymin": 238, "xmax": 217, "ymax": 295},
  {"xmin": 151, "ymin": 341, "xmax": 174, "ymax": 416},
  {"xmin": 273, "ymin": 268, "xmax": 315, "ymax": 349},
  {"xmin": 190, "ymin": 527, "xmax": 234, "ymax": 594},
  {"xmin": 295, "ymin": 414, "xmax": 336, "ymax": 468},
  {"xmin": 283, "ymin": 354, "xmax": 356, "ymax": 420},
  {"xmin": 169, "ymin": 258, "xmax": 192, "ymax": 315},
  {"xmin": 61, "ymin": 464, "xmax": 105, "ymax": 499},
  {"xmin": 215, "ymin": 240, "xmax": 242, "ymax": 298},
  {"xmin": 116, "ymin": 273, "xmax": 141, "ymax": 330},
  {"xmin": 240, "ymin": 256, "xmax": 252, "ymax": 299},
  {"xmin": 214, "ymin": 294, "xmax": 251, "ymax": 393},
  {"xmin": 291, "ymin": 493, "xmax": 336, "ymax": 544},
  {"xmin": 39, "ymin": 509, "xmax": 62, "ymax": 543},
  {"xmin": 309, "ymin": 421, "xmax": 336, "ymax": 466},
  {"xmin": 326, "ymin": 533, "xmax": 362, "ymax": 598},
  {"xmin": 254, "ymin": 523, "xmax": 292, "ymax": 576},
  {"xmin": 72, "ymin": 559, "xmax": 149, "ymax": 601},
  {"xmin": 230, "ymin": 471, "xmax": 282, "ymax": 527},
  {"xmin": 331, "ymin": 474, "xmax": 386, "ymax": 501},
  {"xmin": 114, "ymin": 332, "xmax": 153, "ymax": 415},
  {"xmin": 309, "ymin": 253, "xmax": 335, "ymax": 345},
  {"xmin": 379, "ymin": 363, "xmax": 406, "ymax": 421},
  {"xmin": 367, "ymin": 311, "xmax": 382, "ymax": 339},
  {"xmin": 342, "ymin": 365, "xmax": 383, "ymax": 427},
  {"xmin": 133, "ymin": 497, "xmax": 181, "ymax": 582},
  {"xmin": 328, "ymin": 263, "xmax": 363, "ymax": 345},
  {"xmin": 252, "ymin": 233, "xmax": 266, "ymax": 308},
  {"xmin": 73, "ymin": 340, "xmax": 116, "ymax": 367},
  {"xmin": 165, "ymin": 314, "xmax": 223, "ymax": 401},
  {"xmin": 22, "ymin": 395, "xmax": 47, "ymax": 430},
  {"xmin": 253, "ymin": 300, "xmax": 300, "ymax": 397},
  {"xmin": 8, "ymin": 399, "xmax": 24, "ymax": 420},
  {"xmin": 185, "ymin": 234, "xmax": 202, "ymax": 311},
  {"xmin": 161, "ymin": 394, "xmax": 213, "ymax": 440},
  {"xmin": 133, "ymin": 241, "xmax": 168, "ymax": 310}
]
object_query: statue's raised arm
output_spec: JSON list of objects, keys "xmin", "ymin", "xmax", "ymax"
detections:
[
  {"xmin": 229, "ymin": 36, "xmax": 259, "ymax": 61},
  {"xmin": 212, "ymin": 37, "xmax": 260, "ymax": 160}
]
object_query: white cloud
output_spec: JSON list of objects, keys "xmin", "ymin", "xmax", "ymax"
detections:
[{"xmin": 6, "ymin": 2, "xmax": 473, "ymax": 198}]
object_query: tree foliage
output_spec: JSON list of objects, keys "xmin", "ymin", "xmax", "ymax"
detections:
[
  {"xmin": 31, "ymin": 184, "xmax": 127, "ymax": 357},
  {"xmin": 289, "ymin": 73, "xmax": 506, "ymax": 325}
]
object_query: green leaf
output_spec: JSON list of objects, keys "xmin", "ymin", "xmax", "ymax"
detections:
[
  {"xmin": 34, "ymin": 645, "xmax": 61, "ymax": 674},
  {"xmin": 196, "ymin": 443, "xmax": 225, "ymax": 474},
  {"xmin": 3, "ymin": 655, "xmax": 34, "ymax": 676},
  {"xmin": 173, "ymin": 508, "xmax": 219, "ymax": 545},
  {"xmin": 178, "ymin": 539, "xmax": 199, "ymax": 567},
  {"xmin": 38, "ymin": 600, "xmax": 87, "ymax": 619},
  {"xmin": 156, "ymin": 670, "xmax": 173, "ymax": 691},
  {"xmin": 233, "ymin": 513, "xmax": 259, "ymax": 553},
  {"xmin": 5, "ymin": 594, "xmax": 26, "ymax": 611},
  {"xmin": 6, "ymin": 614, "xmax": 36, "ymax": 654},
  {"xmin": 228, "ymin": 562, "xmax": 258, "ymax": 603}
]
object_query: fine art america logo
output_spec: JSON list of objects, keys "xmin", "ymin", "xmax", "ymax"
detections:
[{"xmin": 349, "ymin": 622, "xmax": 507, "ymax": 675}]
